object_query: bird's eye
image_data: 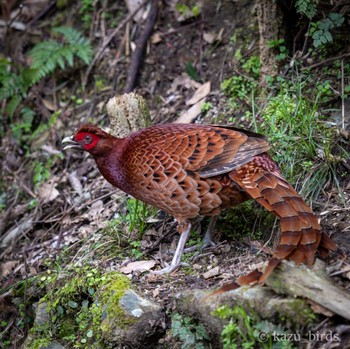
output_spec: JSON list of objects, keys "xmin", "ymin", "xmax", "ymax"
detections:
[{"xmin": 84, "ymin": 135, "xmax": 92, "ymax": 144}]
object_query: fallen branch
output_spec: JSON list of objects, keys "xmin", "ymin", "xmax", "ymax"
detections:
[
  {"xmin": 83, "ymin": 0, "xmax": 149, "ymax": 89},
  {"xmin": 123, "ymin": 0, "xmax": 159, "ymax": 93},
  {"xmin": 265, "ymin": 259, "xmax": 350, "ymax": 320},
  {"xmin": 301, "ymin": 53, "xmax": 350, "ymax": 71}
]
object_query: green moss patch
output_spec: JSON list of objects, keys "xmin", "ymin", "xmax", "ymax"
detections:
[{"xmin": 25, "ymin": 265, "xmax": 131, "ymax": 348}]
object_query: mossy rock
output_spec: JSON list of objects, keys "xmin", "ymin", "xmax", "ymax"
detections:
[{"xmin": 24, "ymin": 268, "xmax": 164, "ymax": 349}]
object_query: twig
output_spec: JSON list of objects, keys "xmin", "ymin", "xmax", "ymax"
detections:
[
  {"xmin": 160, "ymin": 20, "xmax": 203, "ymax": 37},
  {"xmin": 341, "ymin": 59, "xmax": 345, "ymax": 129},
  {"xmin": 27, "ymin": 0, "xmax": 56, "ymax": 28},
  {"xmin": 123, "ymin": 0, "xmax": 159, "ymax": 93},
  {"xmin": 301, "ymin": 53, "xmax": 350, "ymax": 71},
  {"xmin": 83, "ymin": 0, "xmax": 149, "ymax": 89}
]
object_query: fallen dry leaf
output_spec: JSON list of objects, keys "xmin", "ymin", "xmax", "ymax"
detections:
[
  {"xmin": 119, "ymin": 260, "xmax": 156, "ymax": 274},
  {"xmin": 68, "ymin": 171, "xmax": 83, "ymax": 196},
  {"xmin": 37, "ymin": 181, "xmax": 60, "ymax": 203},
  {"xmin": 125, "ymin": 0, "xmax": 148, "ymax": 22},
  {"xmin": 0, "ymin": 260, "xmax": 19, "ymax": 278},
  {"xmin": 169, "ymin": 73, "xmax": 202, "ymax": 93},
  {"xmin": 175, "ymin": 99, "xmax": 206, "ymax": 123},
  {"xmin": 186, "ymin": 81, "xmax": 211, "ymax": 106},
  {"xmin": 88, "ymin": 200, "xmax": 104, "ymax": 220},
  {"xmin": 203, "ymin": 32, "xmax": 216, "ymax": 44},
  {"xmin": 42, "ymin": 98, "xmax": 56, "ymax": 111},
  {"xmin": 203, "ymin": 266, "xmax": 220, "ymax": 279},
  {"xmin": 151, "ymin": 32, "xmax": 162, "ymax": 44}
]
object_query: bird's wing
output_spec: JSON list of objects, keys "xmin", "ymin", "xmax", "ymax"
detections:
[
  {"xmin": 133, "ymin": 124, "xmax": 270, "ymax": 178},
  {"xmin": 125, "ymin": 124, "xmax": 270, "ymax": 178}
]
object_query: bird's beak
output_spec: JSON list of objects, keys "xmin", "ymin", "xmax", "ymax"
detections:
[{"xmin": 62, "ymin": 136, "xmax": 81, "ymax": 150}]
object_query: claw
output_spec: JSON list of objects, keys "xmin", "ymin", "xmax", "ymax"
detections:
[{"xmin": 152, "ymin": 262, "xmax": 189, "ymax": 275}]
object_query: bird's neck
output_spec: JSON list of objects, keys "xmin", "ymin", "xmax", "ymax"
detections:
[{"xmin": 93, "ymin": 138, "xmax": 130, "ymax": 192}]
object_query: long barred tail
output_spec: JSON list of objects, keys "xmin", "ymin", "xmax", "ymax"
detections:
[{"xmin": 228, "ymin": 157, "xmax": 337, "ymax": 285}]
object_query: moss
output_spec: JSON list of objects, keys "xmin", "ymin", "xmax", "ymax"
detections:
[
  {"xmin": 24, "ymin": 337, "xmax": 51, "ymax": 349},
  {"xmin": 99, "ymin": 273, "xmax": 135, "ymax": 332},
  {"xmin": 286, "ymin": 298, "xmax": 316, "ymax": 325},
  {"xmin": 26, "ymin": 265, "xmax": 132, "ymax": 348}
]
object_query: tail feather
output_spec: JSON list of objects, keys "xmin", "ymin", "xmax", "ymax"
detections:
[
  {"xmin": 205, "ymin": 160, "xmax": 337, "ymax": 299},
  {"xmin": 229, "ymin": 160, "xmax": 336, "ymax": 282}
]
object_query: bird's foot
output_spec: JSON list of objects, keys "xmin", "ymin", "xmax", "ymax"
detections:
[
  {"xmin": 152, "ymin": 261, "xmax": 189, "ymax": 275},
  {"xmin": 183, "ymin": 239, "xmax": 216, "ymax": 253}
]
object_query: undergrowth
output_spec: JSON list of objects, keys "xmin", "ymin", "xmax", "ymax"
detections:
[
  {"xmin": 171, "ymin": 313, "xmax": 210, "ymax": 349},
  {"xmin": 0, "ymin": 26, "xmax": 92, "ymax": 122},
  {"xmin": 23, "ymin": 265, "xmax": 131, "ymax": 349},
  {"xmin": 213, "ymin": 305, "xmax": 298, "ymax": 349},
  {"xmin": 222, "ymin": 45, "xmax": 349, "ymax": 205}
]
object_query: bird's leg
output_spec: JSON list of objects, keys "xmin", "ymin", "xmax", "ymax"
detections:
[
  {"xmin": 153, "ymin": 222, "xmax": 191, "ymax": 274},
  {"xmin": 184, "ymin": 216, "xmax": 218, "ymax": 253},
  {"xmin": 202, "ymin": 215, "xmax": 218, "ymax": 249}
]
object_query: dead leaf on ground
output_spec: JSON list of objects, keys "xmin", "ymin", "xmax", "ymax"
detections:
[
  {"xmin": 186, "ymin": 81, "xmax": 211, "ymax": 106},
  {"xmin": 169, "ymin": 73, "xmax": 202, "ymax": 93},
  {"xmin": 175, "ymin": 99, "xmax": 206, "ymax": 123},
  {"xmin": 151, "ymin": 32, "xmax": 162, "ymax": 44},
  {"xmin": 203, "ymin": 32, "xmax": 216, "ymax": 44},
  {"xmin": 0, "ymin": 261, "xmax": 19, "ymax": 278},
  {"xmin": 203, "ymin": 28, "xmax": 224, "ymax": 44},
  {"xmin": 42, "ymin": 98, "xmax": 56, "ymax": 111},
  {"xmin": 203, "ymin": 266, "xmax": 221, "ymax": 279},
  {"xmin": 37, "ymin": 181, "xmax": 60, "ymax": 203},
  {"xmin": 88, "ymin": 200, "xmax": 104, "ymax": 220},
  {"xmin": 119, "ymin": 260, "xmax": 156, "ymax": 274},
  {"xmin": 125, "ymin": 0, "xmax": 149, "ymax": 22},
  {"xmin": 68, "ymin": 171, "xmax": 83, "ymax": 196}
]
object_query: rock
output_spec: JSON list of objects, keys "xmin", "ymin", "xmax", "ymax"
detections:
[
  {"xmin": 101, "ymin": 289, "xmax": 165, "ymax": 348},
  {"xmin": 33, "ymin": 301, "xmax": 50, "ymax": 326},
  {"xmin": 175, "ymin": 285, "xmax": 316, "ymax": 344}
]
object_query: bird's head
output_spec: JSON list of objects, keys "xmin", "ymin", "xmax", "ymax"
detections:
[{"xmin": 62, "ymin": 125, "xmax": 116, "ymax": 156}]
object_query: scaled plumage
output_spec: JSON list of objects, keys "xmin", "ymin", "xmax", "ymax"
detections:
[{"xmin": 63, "ymin": 123, "xmax": 336, "ymax": 283}]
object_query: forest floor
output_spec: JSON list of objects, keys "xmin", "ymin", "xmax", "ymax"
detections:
[{"xmin": 1, "ymin": 1, "xmax": 350, "ymax": 348}]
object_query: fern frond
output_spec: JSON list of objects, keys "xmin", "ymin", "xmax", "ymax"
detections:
[
  {"xmin": 6, "ymin": 95, "xmax": 23, "ymax": 117},
  {"xmin": 53, "ymin": 26, "xmax": 93, "ymax": 65},
  {"xmin": 27, "ymin": 26, "xmax": 92, "ymax": 81},
  {"xmin": 296, "ymin": 0, "xmax": 318, "ymax": 19}
]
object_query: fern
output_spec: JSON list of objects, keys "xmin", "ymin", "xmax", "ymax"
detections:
[
  {"xmin": 29, "ymin": 26, "xmax": 93, "ymax": 82},
  {"xmin": 310, "ymin": 12, "xmax": 345, "ymax": 48},
  {"xmin": 0, "ymin": 26, "xmax": 92, "ymax": 117},
  {"xmin": 295, "ymin": 0, "xmax": 319, "ymax": 19}
]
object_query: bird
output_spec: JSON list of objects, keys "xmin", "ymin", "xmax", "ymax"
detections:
[{"xmin": 62, "ymin": 123, "xmax": 336, "ymax": 284}]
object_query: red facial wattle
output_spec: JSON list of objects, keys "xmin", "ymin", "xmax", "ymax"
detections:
[{"xmin": 75, "ymin": 132, "xmax": 100, "ymax": 151}]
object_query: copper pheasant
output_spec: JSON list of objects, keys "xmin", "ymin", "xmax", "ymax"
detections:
[{"xmin": 62, "ymin": 123, "xmax": 336, "ymax": 283}]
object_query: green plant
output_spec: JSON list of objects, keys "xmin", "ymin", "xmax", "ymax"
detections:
[
  {"xmin": 257, "ymin": 79, "xmax": 346, "ymax": 202},
  {"xmin": 129, "ymin": 240, "xmax": 143, "ymax": 259},
  {"xmin": 171, "ymin": 313, "xmax": 209, "ymax": 349},
  {"xmin": 175, "ymin": 3, "xmax": 201, "ymax": 18},
  {"xmin": 267, "ymin": 39, "xmax": 288, "ymax": 61},
  {"xmin": 26, "ymin": 266, "xmax": 132, "ymax": 348},
  {"xmin": 79, "ymin": 0, "xmax": 95, "ymax": 27},
  {"xmin": 213, "ymin": 305, "xmax": 296, "ymax": 349},
  {"xmin": 33, "ymin": 161, "xmax": 51, "ymax": 187},
  {"xmin": 185, "ymin": 62, "xmax": 201, "ymax": 82},
  {"xmin": 221, "ymin": 55, "xmax": 260, "ymax": 108},
  {"xmin": 310, "ymin": 13, "xmax": 345, "ymax": 48},
  {"xmin": 295, "ymin": 0, "xmax": 318, "ymax": 19},
  {"xmin": 201, "ymin": 102, "xmax": 213, "ymax": 113},
  {"xmin": 0, "ymin": 26, "xmax": 92, "ymax": 117},
  {"xmin": 125, "ymin": 197, "xmax": 155, "ymax": 235}
]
